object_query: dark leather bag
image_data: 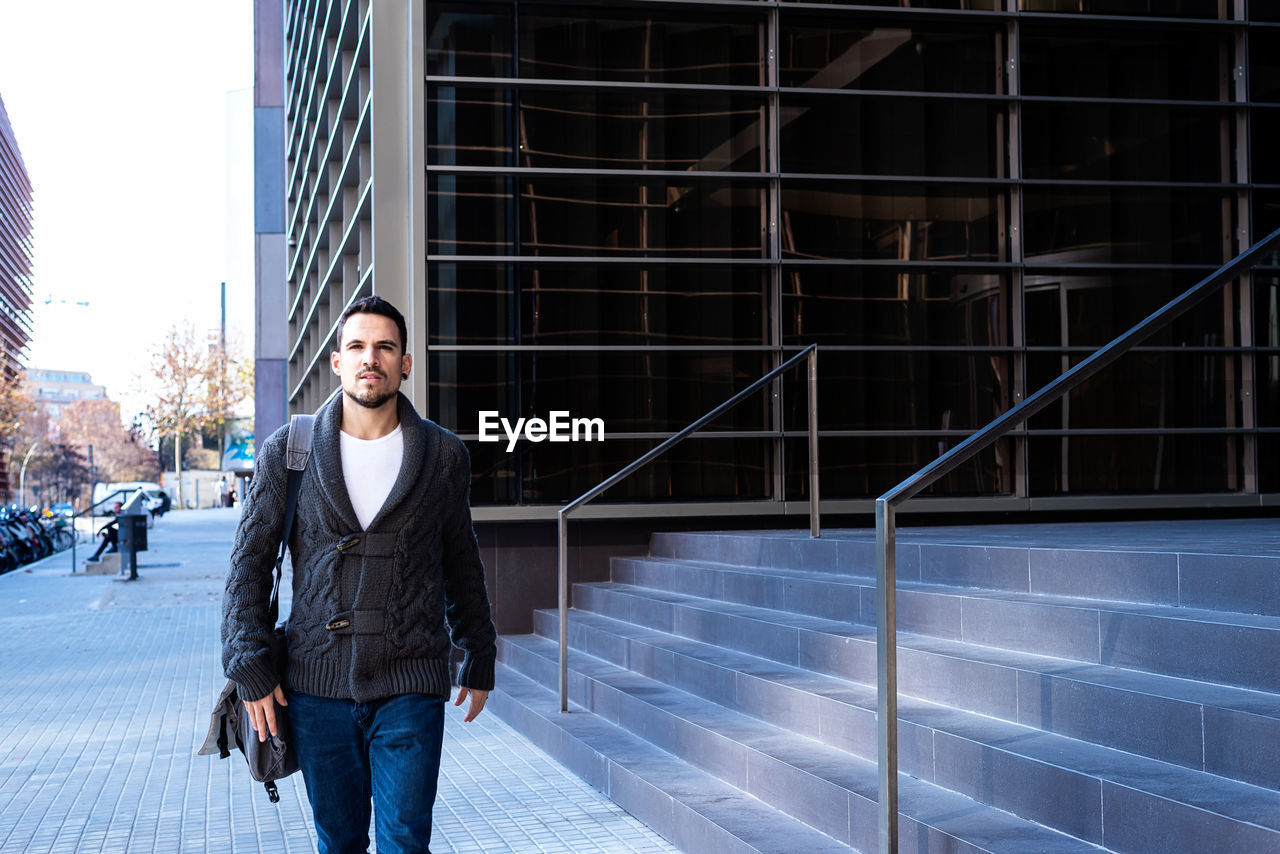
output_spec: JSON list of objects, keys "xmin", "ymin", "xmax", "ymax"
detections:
[{"xmin": 199, "ymin": 414, "xmax": 314, "ymax": 802}]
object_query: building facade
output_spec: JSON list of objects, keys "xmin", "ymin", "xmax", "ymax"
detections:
[
  {"xmin": 260, "ymin": 0, "xmax": 1280, "ymax": 517},
  {"xmin": 25, "ymin": 368, "xmax": 107, "ymax": 420},
  {"xmin": 0, "ymin": 93, "xmax": 35, "ymax": 499}
]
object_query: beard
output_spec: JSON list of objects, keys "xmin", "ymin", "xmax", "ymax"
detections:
[{"xmin": 344, "ymin": 383, "xmax": 397, "ymax": 410}]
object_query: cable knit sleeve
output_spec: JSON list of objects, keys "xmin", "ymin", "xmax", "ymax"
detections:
[
  {"xmin": 440, "ymin": 436, "xmax": 497, "ymax": 691},
  {"xmin": 221, "ymin": 427, "xmax": 290, "ymax": 702}
]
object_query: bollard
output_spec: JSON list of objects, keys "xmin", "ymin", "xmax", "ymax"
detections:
[{"xmin": 115, "ymin": 490, "xmax": 150, "ymax": 582}]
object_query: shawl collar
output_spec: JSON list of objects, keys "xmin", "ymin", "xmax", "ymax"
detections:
[{"xmin": 310, "ymin": 392, "xmax": 442, "ymax": 532}]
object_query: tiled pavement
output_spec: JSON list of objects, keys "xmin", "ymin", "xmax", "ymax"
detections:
[{"xmin": 0, "ymin": 509, "xmax": 680, "ymax": 854}]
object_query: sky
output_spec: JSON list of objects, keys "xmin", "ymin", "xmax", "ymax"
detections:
[{"xmin": 0, "ymin": 1, "xmax": 256, "ymax": 422}]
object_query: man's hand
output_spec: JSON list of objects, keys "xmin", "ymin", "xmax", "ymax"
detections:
[
  {"xmin": 453, "ymin": 686, "xmax": 489, "ymax": 722},
  {"xmin": 243, "ymin": 684, "xmax": 288, "ymax": 742}
]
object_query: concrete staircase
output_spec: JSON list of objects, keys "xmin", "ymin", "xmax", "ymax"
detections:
[{"xmin": 490, "ymin": 523, "xmax": 1280, "ymax": 853}]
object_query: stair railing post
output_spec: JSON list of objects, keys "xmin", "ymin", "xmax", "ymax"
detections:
[
  {"xmin": 559, "ymin": 508, "xmax": 569, "ymax": 713},
  {"xmin": 876, "ymin": 497, "xmax": 899, "ymax": 854},
  {"xmin": 808, "ymin": 347, "xmax": 820, "ymax": 539}
]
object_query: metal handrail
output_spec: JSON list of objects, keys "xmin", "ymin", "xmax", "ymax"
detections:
[
  {"xmin": 872, "ymin": 226, "xmax": 1280, "ymax": 854},
  {"xmin": 557, "ymin": 344, "xmax": 821, "ymax": 712}
]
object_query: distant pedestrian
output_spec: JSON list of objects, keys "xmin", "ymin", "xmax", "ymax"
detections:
[
  {"xmin": 215, "ymin": 476, "xmax": 228, "ymax": 508},
  {"xmin": 86, "ymin": 501, "xmax": 122, "ymax": 563},
  {"xmin": 221, "ymin": 295, "xmax": 496, "ymax": 854}
]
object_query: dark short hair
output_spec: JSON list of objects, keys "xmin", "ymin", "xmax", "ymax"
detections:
[{"xmin": 334, "ymin": 296, "xmax": 408, "ymax": 353}]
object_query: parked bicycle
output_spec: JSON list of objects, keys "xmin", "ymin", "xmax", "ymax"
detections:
[{"xmin": 0, "ymin": 505, "xmax": 84, "ymax": 575}]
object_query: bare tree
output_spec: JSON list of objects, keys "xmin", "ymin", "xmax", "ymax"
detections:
[
  {"xmin": 2, "ymin": 370, "xmax": 39, "ymax": 502},
  {"xmin": 60, "ymin": 399, "xmax": 160, "ymax": 485},
  {"xmin": 204, "ymin": 338, "xmax": 255, "ymax": 463},
  {"xmin": 144, "ymin": 323, "xmax": 214, "ymax": 509},
  {"xmin": 23, "ymin": 442, "xmax": 89, "ymax": 505}
]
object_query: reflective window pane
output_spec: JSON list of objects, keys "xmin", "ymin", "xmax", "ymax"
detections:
[
  {"xmin": 1021, "ymin": 0, "xmax": 1225, "ymax": 17},
  {"xmin": 428, "ymin": 174, "xmax": 513, "ymax": 256},
  {"xmin": 465, "ymin": 438, "xmax": 774, "ymax": 505},
  {"xmin": 518, "ymin": 265, "xmax": 767, "ymax": 345},
  {"xmin": 1027, "ymin": 353, "xmax": 1242, "ymax": 430},
  {"xmin": 523, "ymin": 438, "xmax": 771, "ymax": 503},
  {"xmin": 429, "ymin": 263, "xmax": 769, "ymax": 346},
  {"xmin": 781, "ymin": 181, "xmax": 1002, "ymax": 261},
  {"xmin": 430, "ymin": 351, "xmax": 772, "ymax": 434},
  {"xmin": 1257, "ymin": 274, "xmax": 1280, "ymax": 343},
  {"xmin": 429, "ymin": 352, "xmax": 518, "ymax": 439},
  {"xmin": 429, "ymin": 87, "xmax": 511, "ymax": 167},
  {"xmin": 464, "ymin": 440, "xmax": 518, "ymax": 504},
  {"xmin": 779, "ymin": 18, "xmax": 999, "ymax": 93},
  {"xmin": 1253, "ymin": 191, "xmax": 1280, "ymax": 238},
  {"xmin": 780, "ymin": 96, "xmax": 1001, "ymax": 178},
  {"xmin": 429, "ymin": 175, "xmax": 767, "ymax": 257},
  {"xmin": 1251, "ymin": 110, "xmax": 1280, "ymax": 182},
  {"xmin": 784, "ymin": 437, "xmax": 1011, "ymax": 499},
  {"xmin": 1257, "ymin": 277, "xmax": 1280, "ymax": 429},
  {"xmin": 1250, "ymin": 31, "xmax": 1280, "ymax": 103},
  {"xmin": 427, "ymin": 7, "xmax": 512, "ymax": 78},
  {"xmin": 1029, "ymin": 435, "xmax": 1240, "ymax": 494},
  {"xmin": 429, "ymin": 264, "xmax": 516, "ymax": 345},
  {"xmin": 1023, "ymin": 103, "xmax": 1232, "ymax": 183},
  {"xmin": 1021, "ymin": 26, "xmax": 1228, "ymax": 100},
  {"xmin": 1261, "ymin": 437, "xmax": 1280, "ymax": 492},
  {"xmin": 520, "ymin": 351, "xmax": 771, "ymax": 433},
  {"xmin": 782, "ymin": 351, "xmax": 1012, "ymax": 431},
  {"xmin": 1257, "ymin": 357, "xmax": 1280, "ymax": 429},
  {"xmin": 782, "ymin": 267, "xmax": 1009, "ymax": 347},
  {"xmin": 1023, "ymin": 270, "xmax": 1231, "ymax": 348},
  {"xmin": 428, "ymin": 87, "xmax": 768, "ymax": 171},
  {"xmin": 519, "ymin": 89, "xmax": 766, "ymax": 172},
  {"xmin": 519, "ymin": 177, "xmax": 765, "ymax": 257},
  {"xmin": 779, "ymin": 1, "xmax": 1000, "ymax": 11},
  {"xmin": 1023, "ymin": 187, "xmax": 1231, "ymax": 265},
  {"xmin": 519, "ymin": 9, "xmax": 763, "ymax": 86}
]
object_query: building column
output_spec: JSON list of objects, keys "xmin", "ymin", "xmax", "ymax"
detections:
[
  {"xmin": 370, "ymin": 0, "xmax": 428, "ymax": 409},
  {"xmin": 254, "ymin": 0, "xmax": 288, "ymax": 438}
]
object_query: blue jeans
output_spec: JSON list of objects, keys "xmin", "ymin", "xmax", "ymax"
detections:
[{"xmin": 287, "ymin": 690, "xmax": 446, "ymax": 854}]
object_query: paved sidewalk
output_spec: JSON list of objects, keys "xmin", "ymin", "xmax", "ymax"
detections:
[{"xmin": 0, "ymin": 509, "xmax": 679, "ymax": 854}]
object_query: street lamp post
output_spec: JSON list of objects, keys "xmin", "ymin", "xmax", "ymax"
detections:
[{"xmin": 18, "ymin": 441, "xmax": 39, "ymax": 508}]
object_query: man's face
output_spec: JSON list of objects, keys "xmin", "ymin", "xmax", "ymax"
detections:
[{"xmin": 330, "ymin": 312, "xmax": 412, "ymax": 410}]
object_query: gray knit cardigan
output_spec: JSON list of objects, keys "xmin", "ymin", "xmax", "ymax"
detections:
[{"xmin": 221, "ymin": 392, "xmax": 496, "ymax": 704}]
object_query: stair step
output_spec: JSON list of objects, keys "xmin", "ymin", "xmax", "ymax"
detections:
[
  {"xmin": 610, "ymin": 555, "xmax": 1280, "ymax": 695},
  {"xmin": 649, "ymin": 529, "xmax": 1280, "ymax": 617},
  {"xmin": 532, "ymin": 607, "xmax": 1280, "ymax": 851},
  {"xmin": 489, "ymin": 665, "xmax": 855, "ymax": 854},
  {"xmin": 542, "ymin": 590, "xmax": 1280, "ymax": 790},
  {"xmin": 499, "ymin": 636, "xmax": 1109, "ymax": 854}
]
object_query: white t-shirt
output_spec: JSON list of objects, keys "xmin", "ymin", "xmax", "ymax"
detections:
[{"xmin": 339, "ymin": 424, "xmax": 404, "ymax": 530}]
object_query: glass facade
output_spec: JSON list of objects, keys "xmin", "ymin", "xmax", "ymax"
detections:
[{"xmin": 417, "ymin": 3, "xmax": 1278, "ymax": 507}]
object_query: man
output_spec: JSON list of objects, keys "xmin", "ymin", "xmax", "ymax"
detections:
[
  {"xmin": 85, "ymin": 501, "xmax": 122, "ymax": 563},
  {"xmin": 221, "ymin": 295, "xmax": 496, "ymax": 854}
]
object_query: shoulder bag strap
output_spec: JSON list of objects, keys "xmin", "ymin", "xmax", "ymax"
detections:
[{"xmin": 268, "ymin": 413, "xmax": 316, "ymax": 625}]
